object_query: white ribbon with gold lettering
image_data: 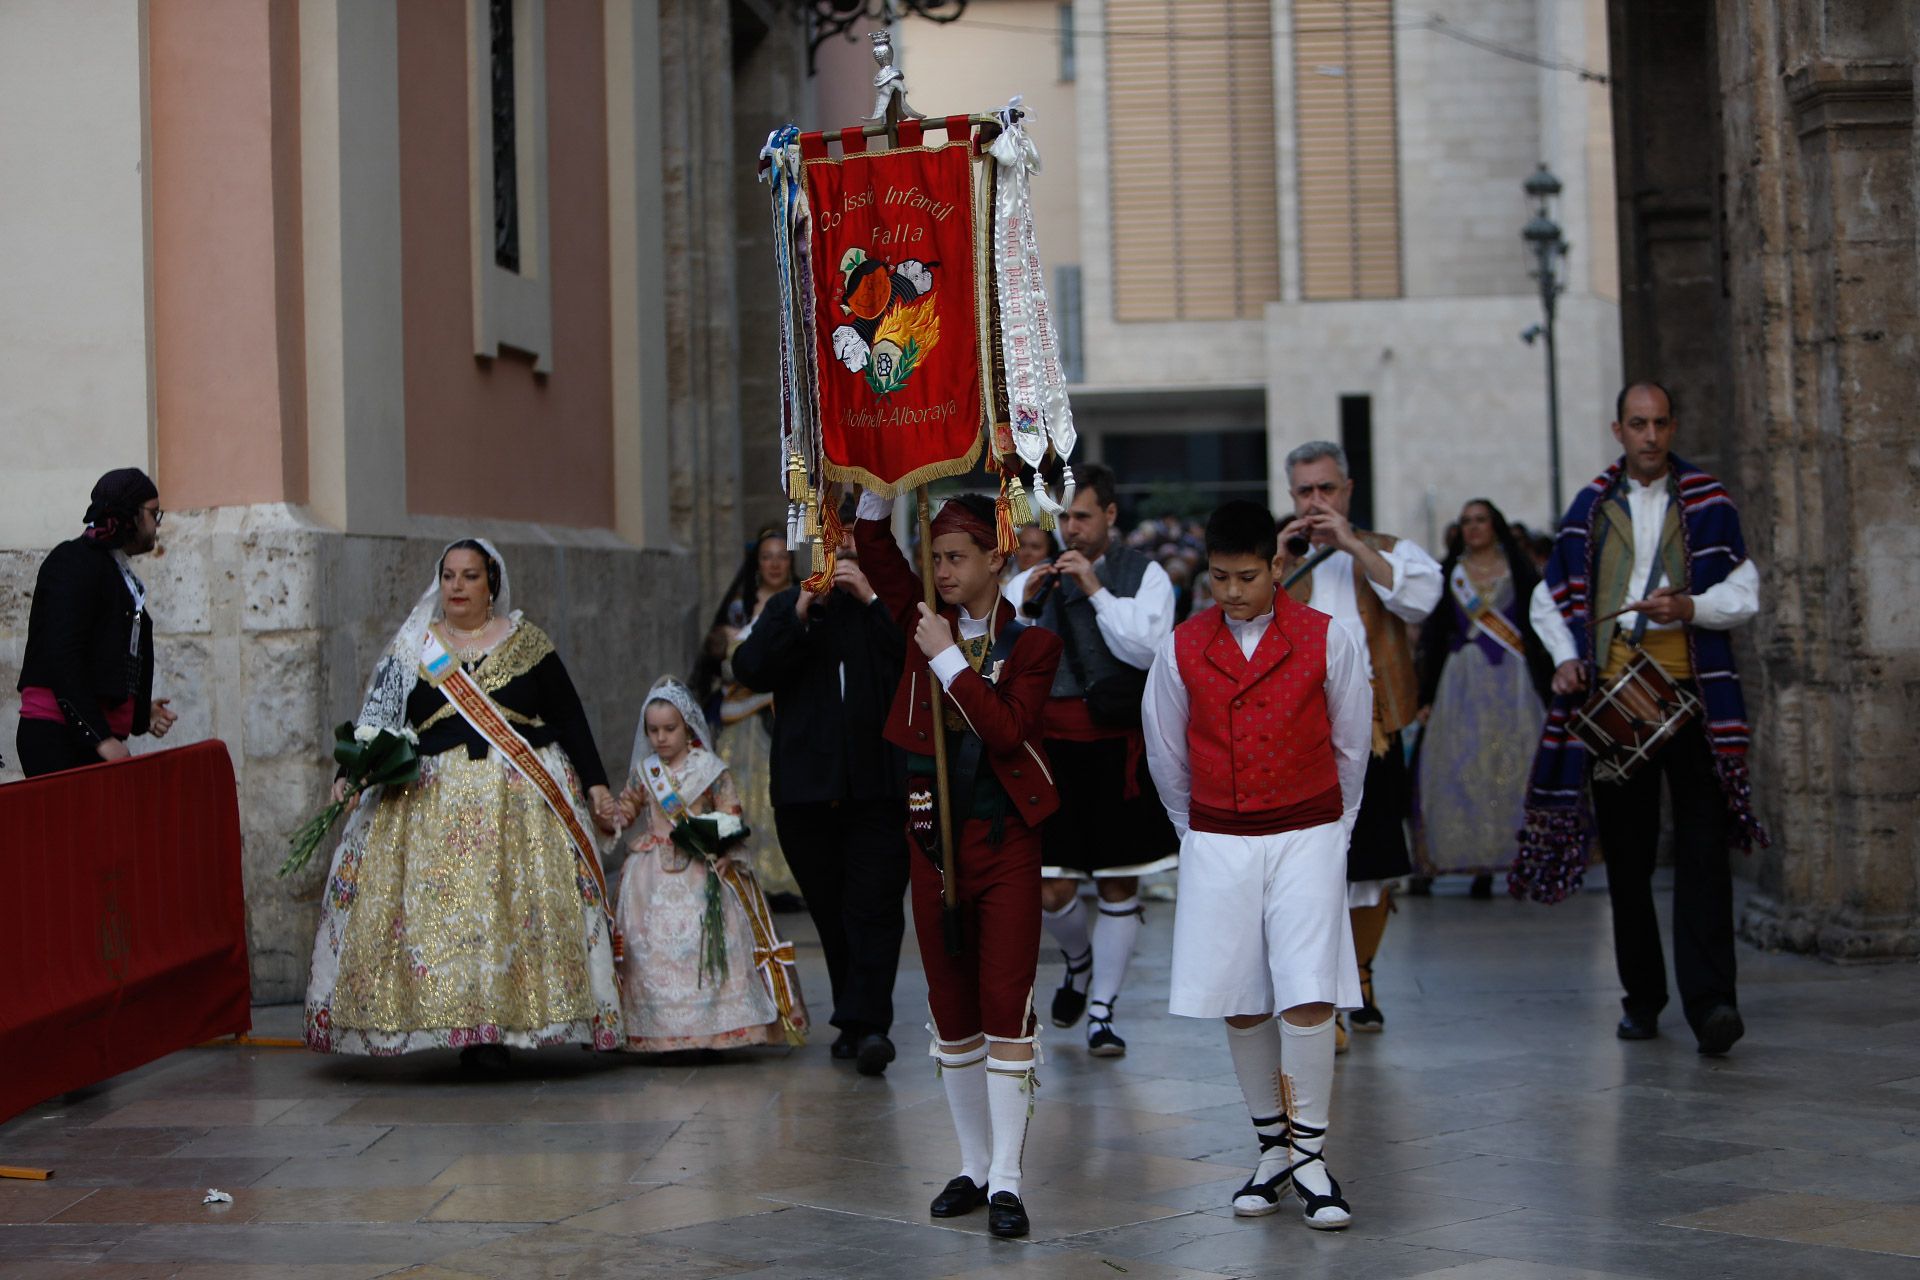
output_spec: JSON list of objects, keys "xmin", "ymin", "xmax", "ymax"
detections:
[{"xmin": 989, "ymin": 100, "xmax": 1077, "ymax": 479}]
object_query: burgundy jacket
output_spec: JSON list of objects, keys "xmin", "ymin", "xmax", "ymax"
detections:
[{"xmin": 855, "ymin": 514, "xmax": 1064, "ymax": 828}]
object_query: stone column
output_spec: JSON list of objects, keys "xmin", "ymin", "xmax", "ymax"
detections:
[
  {"xmin": 1713, "ymin": 1, "xmax": 1919, "ymax": 958},
  {"xmin": 658, "ymin": 0, "xmax": 746, "ymax": 598}
]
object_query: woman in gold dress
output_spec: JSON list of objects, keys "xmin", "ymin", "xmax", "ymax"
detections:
[
  {"xmin": 693, "ymin": 529, "xmax": 804, "ymax": 907},
  {"xmin": 304, "ymin": 539, "xmax": 624, "ymax": 1068}
]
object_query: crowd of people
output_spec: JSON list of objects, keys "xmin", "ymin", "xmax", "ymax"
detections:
[{"xmin": 13, "ymin": 382, "xmax": 1765, "ymax": 1241}]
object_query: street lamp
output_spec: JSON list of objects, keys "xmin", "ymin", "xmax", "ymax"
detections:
[{"xmin": 1521, "ymin": 163, "xmax": 1568, "ymax": 523}]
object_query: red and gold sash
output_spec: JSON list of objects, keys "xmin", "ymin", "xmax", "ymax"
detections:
[
  {"xmin": 716, "ymin": 861, "xmax": 807, "ymax": 1046},
  {"xmin": 1449, "ymin": 564, "xmax": 1526, "ymax": 659},
  {"xmin": 422, "ymin": 629, "xmax": 623, "ymax": 960}
]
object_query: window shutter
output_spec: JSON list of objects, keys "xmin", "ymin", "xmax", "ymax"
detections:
[
  {"xmin": 1293, "ymin": 0, "xmax": 1402, "ymax": 299},
  {"xmin": 1105, "ymin": 0, "xmax": 1281, "ymax": 321}
]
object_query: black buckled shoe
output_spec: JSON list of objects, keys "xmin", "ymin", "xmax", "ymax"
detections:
[
  {"xmin": 986, "ymin": 1190, "xmax": 1030, "ymax": 1238},
  {"xmin": 1616, "ymin": 1012, "xmax": 1658, "ymax": 1041},
  {"xmin": 929, "ymin": 1175, "xmax": 987, "ymax": 1218},
  {"xmin": 1695, "ymin": 1004, "xmax": 1744, "ymax": 1056},
  {"xmin": 854, "ymin": 1032, "xmax": 896, "ymax": 1077},
  {"xmin": 1050, "ymin": 948, "xmax": 1092, "ymax": 1028},
  {"xmin": 1086, "ymin": 1000, "xmax": 1126, "ymax": 1058},
  {"xmin": 1349, "ymin": 963, "xmax": 1383, "ymax": 1033},
  {"xmin": 459, "ymin": 1044, "xmax": 510, "ymax": 1074}
]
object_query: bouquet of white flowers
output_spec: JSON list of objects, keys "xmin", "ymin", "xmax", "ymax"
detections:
[
  {"xmin": 279, "ymin": 722, "xmax": 421, "ymax": 877},
  {"xmin": 669, "ymin": 812, "xmax": 752, "ymax": 984}
]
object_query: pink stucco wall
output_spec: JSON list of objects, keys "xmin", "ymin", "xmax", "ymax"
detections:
[
  {"xmin": 149, "ymin": 0, "xmax": 307, "ymax": 508},
  {"xmin": 398, "ymin": 0, "xmax": 615, "ymax": 529}
]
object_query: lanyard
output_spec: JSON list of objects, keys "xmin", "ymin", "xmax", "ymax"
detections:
[{"xmin": 112, "ymin": 551, "xmax": 146, "ymax": 656}]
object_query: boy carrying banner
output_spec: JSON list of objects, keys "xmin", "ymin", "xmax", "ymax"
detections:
[
  {"xmin": 854, "ymin": 489, "xmax": 1064, "ymax": 1239},
  {"xmin": 1141, "ymin": 501, "xmax": 1374, "ymax": 1229}
]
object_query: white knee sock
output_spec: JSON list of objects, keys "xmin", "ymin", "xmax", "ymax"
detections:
[
  {"xmin": 1043, "ymin": 897, "xmax": 1092, "ymax": 989},
  {"xmin": 1225, "ymin": 1019, "xmax": 1289, "ymax": 1181},
  {"xmin": 936, "ymin": 1041, "xmax": 990, "ymax": 1185},
  {"xmin": 1088, "ymin": 896, "xmax": 1143, "ymax": 1013},
  {"xmin": 1279, "ymin": 1016, "xmax": 1337, "ymax": 1198},
  {"xmin": 985, "ymin": 1059, "xmax": 1034, "ymax": 1198}
]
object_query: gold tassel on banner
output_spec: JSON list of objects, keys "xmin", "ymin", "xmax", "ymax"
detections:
[
  {"xmin": 994, "ymin": 475, "xmax": 1019, "ymax": 557},
  {"xmin": 1009, "ymin": 475, "xmax": 1033, "ymax": 526},
  {"xmin": 802, "ymin": 499, "xmax": 822, "ymax": 541},
  {"xmin": 787, "ymin": 452, "xmax": 814, "ymax": 506}
]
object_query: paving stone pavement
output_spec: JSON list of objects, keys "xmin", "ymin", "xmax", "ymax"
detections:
[{"xmin": 3, "ymin": 870, "xmax": 1918, "ymax": 1279}]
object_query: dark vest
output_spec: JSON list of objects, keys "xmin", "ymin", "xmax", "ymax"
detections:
[{"xmin": 1038, "ymin": 543, "xmax": 1151, "ymax": 698}]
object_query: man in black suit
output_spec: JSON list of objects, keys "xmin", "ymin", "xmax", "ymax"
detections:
[
  {"xmin": 15, "ymin": 468, "xmax": 178, "ymax": 776},
  {"xmin": 733, "ymin": 533, "xmax": 910, "ymax": 1075}
]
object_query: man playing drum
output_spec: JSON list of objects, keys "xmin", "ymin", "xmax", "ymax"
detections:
[{"xmin": 1518, "ymin": 382, "xmax": 1765, "ymax": 1055}]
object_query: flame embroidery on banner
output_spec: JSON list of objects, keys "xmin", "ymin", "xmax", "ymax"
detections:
[{"xmin": 830, "ymin": 247, "xmax": 942, "ymax": 397}]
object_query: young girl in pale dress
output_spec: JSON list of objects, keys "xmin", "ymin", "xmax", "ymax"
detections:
[{"xmin": 612, "ymin": 678, "xmax": 806, "ymax": 1052}]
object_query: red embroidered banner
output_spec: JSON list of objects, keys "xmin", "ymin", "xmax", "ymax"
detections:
[
  {"xmin": 803, "ymin": 135, "xmax": 983, "ymax": 494},
  {"xmin": 0, "ymin": 741, "xmax": 250, "ymax": 1123}
]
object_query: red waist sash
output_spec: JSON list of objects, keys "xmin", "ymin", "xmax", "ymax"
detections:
[{"xmin": 1190, "ymin": 783, "xmax": 1343, "ymax": 837}]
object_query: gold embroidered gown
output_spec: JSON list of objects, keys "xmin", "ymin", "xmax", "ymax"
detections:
[
  {"xmin": 304, "ymin": 620, "xmax": 622, "ymax": 1055},
  {"xmin": 714, "ymin": 672, "xmax": 803, "ymax": 899}
]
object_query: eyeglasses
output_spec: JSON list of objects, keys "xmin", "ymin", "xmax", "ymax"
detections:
[{"xmin": 142, "ymin": 506, "xmax": 165, "ymax": 527}]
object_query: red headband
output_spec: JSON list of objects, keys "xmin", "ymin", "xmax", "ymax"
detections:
[{"xmin": 930, "ymin": 500, "xmax": 998, "ymax": 551}]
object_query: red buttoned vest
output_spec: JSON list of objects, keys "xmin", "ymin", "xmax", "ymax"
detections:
[{"xmin": 1173, "ymin": 600, "xmax": 1343, "ymax": 835}]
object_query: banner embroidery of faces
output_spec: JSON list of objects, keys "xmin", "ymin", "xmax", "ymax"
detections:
[{"xmin": 802, "ymin": 136, "xmax": 983, "ymax": 495}]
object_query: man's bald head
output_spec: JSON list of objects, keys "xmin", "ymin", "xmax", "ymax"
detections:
[
  {"xmin": 1612, "ymin": 382, "xmax": 1678, "ymax": 484},
  {"xmin": 1615, "ymin": 381, "xmax": 1675, "ymax": 424}
]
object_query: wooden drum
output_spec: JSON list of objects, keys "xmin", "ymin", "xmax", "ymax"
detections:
[{"xmin": 1569, "ymin": 649, "xmax": 1702, "ymax": 784}]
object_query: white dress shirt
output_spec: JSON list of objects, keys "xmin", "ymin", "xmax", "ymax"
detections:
[
  {"xmin": 1300, "ymin": 540, "xmax": 1443, "ymax": 678},
  {"xmin": 1142, "ymin": 608, "xmax": 1373, "ymax": 841},
  {"xmin": 1528, "ymin": 473, "xmax": 1762, "ymax": 668},
  {"xmin": 1004, "ymin": 556, "xmax": 1175, "ymax": 671},
  {"xmin": 927, "ymin": 608, "xmax": 993, "ymax": 690}
]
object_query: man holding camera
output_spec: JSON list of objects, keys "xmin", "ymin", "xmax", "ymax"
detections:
[{"xmin": 1007, "ymin": 464, "xmax": 1177, "ymax": 1057}]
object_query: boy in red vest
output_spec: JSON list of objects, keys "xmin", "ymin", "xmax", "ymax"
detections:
[
  {"xmin": 1142, "ymin": 500, "xmax": 1373, "ymax": 1230},
  {"xmin": 854, "ymin": 489, "xmax": 1064, "ymax": 1239}
]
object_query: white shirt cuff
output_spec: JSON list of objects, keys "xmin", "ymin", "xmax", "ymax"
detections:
[
  {"xmin": 1088, "ymin": 587, "xmax": 1115, "ymax": 612},
  {"xmin": 855, "ymin": 491, "xmax": 893, "ymax": 521},
  {"xmin": 927, "ymin": 645, "xmax": 969, "ymax": 689}
]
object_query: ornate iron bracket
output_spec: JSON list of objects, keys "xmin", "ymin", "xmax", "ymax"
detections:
[{"xmin": 794, "ymin": 0, "xmax": 969, "ymax": 74}]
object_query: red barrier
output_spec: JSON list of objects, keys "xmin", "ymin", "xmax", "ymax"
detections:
[{"xmin": 0, "ymin": 740, "xmax": 251, "ymax": 1122}]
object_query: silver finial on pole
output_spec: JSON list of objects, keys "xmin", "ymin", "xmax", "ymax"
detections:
[{"xmin": 865, "ymin": 29, "xmax": 925, "ymax": 123}]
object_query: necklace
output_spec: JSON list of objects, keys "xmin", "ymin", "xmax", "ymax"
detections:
[{"xmin": 441, "ymin": 618, "xmax": 494, "ymax": 666}]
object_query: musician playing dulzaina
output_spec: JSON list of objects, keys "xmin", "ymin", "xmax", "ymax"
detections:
[
  {"xmin": 1278, "ymin": 442, "xmax": 1443, "ymax": 1047},
  {"xmin": 854, "ymin": 489, "xmax": 1065, "ymax": 1240},
  {"xmin": 1518, "ymin": 382, "xmax": 1763, "ymax": 1056}
]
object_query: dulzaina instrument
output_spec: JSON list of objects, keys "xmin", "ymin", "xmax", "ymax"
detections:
[{"xmin": 1568, "ymin": 647, "xmax": 1700, "ymax": 784}]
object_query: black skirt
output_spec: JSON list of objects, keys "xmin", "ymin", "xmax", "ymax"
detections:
[
  {"xmin": 1040, "ymin": 736, "xmax": 1178, "ymax": 876},
  {"xmin": 1348, "ymin": 735, "xmax": 1414, "ymax": 882}
]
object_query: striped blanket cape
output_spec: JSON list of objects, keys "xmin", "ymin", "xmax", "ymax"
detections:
[{"xmin": 1511, "ymin": 454, "xmax": 1770, "ymax": 904}]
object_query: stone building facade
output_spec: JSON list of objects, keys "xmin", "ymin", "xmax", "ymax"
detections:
[
  {"xmin": 0, "ymin": 0, "xmax": 809, "ymax": 999},
  {"xmin": 1609, "ymin": 1, "xmax": 1918, "ymax": 957}
]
